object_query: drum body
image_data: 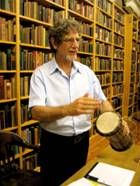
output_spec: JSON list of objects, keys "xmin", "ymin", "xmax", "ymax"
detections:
[{"xmin": 95, "ymin": 112, "xmax": 133, "ymax": 151}]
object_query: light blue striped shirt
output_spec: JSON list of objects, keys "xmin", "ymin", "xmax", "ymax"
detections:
[{"xmin": 29, "ymin": 58, "xmax": 106, "ymax": 136}]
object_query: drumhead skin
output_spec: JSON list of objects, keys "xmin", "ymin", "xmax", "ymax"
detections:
[{"xmin": 95, "ymin": 112, "xmax": 121, "ymax": 136}]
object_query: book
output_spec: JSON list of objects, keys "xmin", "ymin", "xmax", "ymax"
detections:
[
  {"xmin": 0, "ymin": 75, "xmax": 4, "ymax": 99},
  {"xmin": 0, "ymin": 110, "xmax": 5, "ymax": 129}
]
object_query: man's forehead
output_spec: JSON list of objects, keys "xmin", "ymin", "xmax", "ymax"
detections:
[{"xmin": 64, "ymin": 31, "xmax": 80, "ymax": 37}]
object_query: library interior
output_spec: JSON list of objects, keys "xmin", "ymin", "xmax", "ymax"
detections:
[{"xmin": 0, "ymin": 0, "xmax": 140, "ymax": 185}]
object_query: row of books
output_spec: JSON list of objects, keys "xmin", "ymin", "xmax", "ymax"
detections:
[
  {"xmin": 94, "ymin": 57, "xmax": 111, "ymax": 70},
  {"xmin": 81, "ymin": 23, "xmax": 93, "ymax": 37},
  {"xmin": 136, "ymin": 74, "xmax": 140, "ymax": 83},
  {"xmin": 79, "ymin": 40, "xmax": 93, "ymax": 53},
  {"xmin": 114, "ymin": 7, "xmax": 124, "ymax": 23},
  {"xmin": 22, "ymin": 2, "xmax": 64, "ymax": 25},
  {"xmin": 132, "ymin": 40, "xmax": 137, "ymax": 51},
  {"xmin": 95, "ymin": 25, "xmax": 112, "ymax": 43},
  {"xmin": 95, "ymin": 27, "xmax": 124, "ymax": 47},
  {"xmin": 0, "ymin": 103, "xmax": 16, "ymax": 129},
  {"xmin": 68, "ymin": 15, "xmax": 93, "ymax": 37},
  {"xmin": 114, "ymin": 22, "xmax": 124, "ymax": 35},
  {"xmin": 0, "ymin": 102, "xmax": 39, "ymax": 134},
  {"xmin": 96, "ymin": 9, "xmax": 112, "ymax": 29},
  {"xmin": 114, "ymin": 48, "xmax": 124, "ymax": 58},
  {"xmin": 0, "ymin": 48, "xmax": 16, "ymax": 70},
  {"xmin": 130, "ymin": 84, "xmax": 135, "ymax": 93},
  {"xmin": 21, "ymin": 103, "xmax": 31, "ymax": 123},
  {"xmin": 102, "ymin": 86, "xmax": 111, "ymax": 97},
  {"xmin": 0, "ymin": 0, "xmax": 15, "ymax": 12},
  {"xmin": 20, "ymin": 0, "xmax": 64, "ymax": 17},
  {"xmin": 131, "ymin": 63, "xmax": 136, "ymax": 71},
  {"xmin": 133, "ymin": 31, "xmax": 137, "ymax": 40},
  {"xmin": 137, "ymin": 53, "xmax": 140, "ymax": 61},
  {"xmin": 112, "ymin": 72, "xmax": 123, "ymax": 83},
  {"xmin": 114, "ymin": 34, "xmax": 124, "ymax": 47},
  {"xmin": 112, "ymin": 84, "xmax": 123, "ymax": 95},
  {"xmin": 137, "ymin": 42, "xmax": 140, "ymax": 50},
  {"xmin": 96, "ymin": 0, "xmax": 112, "ymax": 15},
  {"xmin": 20, "ymin": 76, "xmax": 30, "ymax": 97},
  {"xmin": 132, "ymin": 51, "xmax": 137, "ymax": 61},
  {"xmin": 20, "ymin": 24, "xmax": 49, "ymax": 47},
  {"xmin": 78, "ymin": 56, "xmax": 92, "ymax": 68},
  {"xmin": 113, "ymin": 60, "xmax": 124, "ymax": 70},
  {"xmin": 96, "ymin": 72, "xmax": 111, "ymax": 85},
  {"xmin": 20, "ymin": 49, "xmax": 50, "ymax": 70},
  {"xmin": 0, "ymin": 75, "xmax": 16, "ymax": 99},
  {"xmin": 137, "ymin": 63, "xmax": 140, "ymax": 71},
  {"xmin": 96, "ymin": 42, "xmax": 112, "ymax": 56},
  {"xmin": 129, "ymin": 96, "xmax": 133, "ymax": 105},
  {"xmin": 0, "ymin": 17, "xmax": 16, "ymax": 41},
  {"xmin": 21, "ymin": 126, "xmax": 40, "ymax": 146},
  {"xmin": 133, "ymin": 20, "xmax": 138, "ymax": 30},
  {"xmin": 69, "ymin": 0, "xmax": 94, "ymax": 20},
  {"xmin": 23, "ymin": 153, "xmax": 39, "ymax": 170}
]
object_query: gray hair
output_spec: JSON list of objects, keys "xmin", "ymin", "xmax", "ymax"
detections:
[{"xmin": 48, "ymin": 19, "xmax": 81, "ymax": 52}]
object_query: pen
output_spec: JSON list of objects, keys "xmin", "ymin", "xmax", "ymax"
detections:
[
  {"xmin": 86, "ymin": 175, "xmax": 111, "ymax": 186},
  {"xmin": 86, "ymin": 175, "xmax": 98, "ymax": 182}
]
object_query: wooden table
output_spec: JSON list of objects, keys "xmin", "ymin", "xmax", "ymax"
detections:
[{"xmin": 61, "ymin": 144, "xmax": 140, "ymax": 186}]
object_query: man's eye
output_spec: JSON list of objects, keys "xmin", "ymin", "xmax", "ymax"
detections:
[
  {"xmin": 63, "ymin": 38, "xmax": 81, "ymax": 43},
  {"xmin": 76, "ymin": 38, "xmax": 80, "ymax": 42}
]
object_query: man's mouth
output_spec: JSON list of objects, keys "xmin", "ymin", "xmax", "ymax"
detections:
[{"xmin": 69, "ymin": 51, "xmax": 77, "ymax": 54}]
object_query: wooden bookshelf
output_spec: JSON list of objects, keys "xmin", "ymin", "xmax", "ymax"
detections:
[
  {"xmin": 123, "ymin": 14, "xmax": 139, "ymax": 117},
  {"xmin": 0, "ymin": 0, "xmax": 139, "ymax": 169},
  {"xmin": 137, "ymin": 20, "xmax": 140, "ymax": 110},
  {"xmin": 112, "ymin": 3, "xmax": 125, "ymax": 115}
]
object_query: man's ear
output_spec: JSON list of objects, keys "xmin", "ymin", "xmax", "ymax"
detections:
[{"xmin": 50, "ymin": 37, "xmax": 57, "ymax": 50}]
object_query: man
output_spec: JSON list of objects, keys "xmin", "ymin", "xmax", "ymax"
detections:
[{"xmin": 28, "ymin": 19, "xmax": 128, "ymax": 186}]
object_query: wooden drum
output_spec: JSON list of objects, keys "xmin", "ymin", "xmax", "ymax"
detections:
[{"xmin": 95, "ymin": 112, "xmax": 133, "ymax": 151}]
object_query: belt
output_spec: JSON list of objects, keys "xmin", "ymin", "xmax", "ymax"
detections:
[
  {"xmin": 42, "ymin": 129, "xmax": 89, "ymax": 144},
  {"xmin": 72, "ymin": 131, "xmax": 89, "ymax": 144}
]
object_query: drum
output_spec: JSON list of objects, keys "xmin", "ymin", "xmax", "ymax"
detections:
[{"xmin": 95, "ymin": 111, "xmax": 133, "ymax": 151}]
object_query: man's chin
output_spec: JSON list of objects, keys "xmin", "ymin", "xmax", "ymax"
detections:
[{"xmin": 66, "ymin": 55, "xmax": 77, "ymax": 62}]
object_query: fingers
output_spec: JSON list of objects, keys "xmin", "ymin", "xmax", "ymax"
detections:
[
  {"xmin": 73, "ymin": 96, "xmax": 101, "ymax": 114},
  {"xmin": 122, "ymin": 120, "xmax": 130, "ymax": 135}
]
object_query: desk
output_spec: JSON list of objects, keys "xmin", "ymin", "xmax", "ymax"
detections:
[{"xmin": 61, "ymin": 144, "xmax": 140, "ymax": 186}]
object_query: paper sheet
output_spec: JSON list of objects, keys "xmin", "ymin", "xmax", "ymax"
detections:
[
  {"xmin": 88, "ymin": 162, "xmax": 135, "ymax": 186},
  {"xmin": 68, "ymin": 177, "xmax": 105, "ymax": 186}
]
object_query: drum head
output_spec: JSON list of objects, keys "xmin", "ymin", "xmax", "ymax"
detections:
[{"xmin": 96, "ymin": 112, "xmax": 120, "ymax": 136}]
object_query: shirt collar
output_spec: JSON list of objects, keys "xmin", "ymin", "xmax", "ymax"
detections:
[{"xmin": 48, "ymin": 58, "xmax": 81, "ymax": 75}]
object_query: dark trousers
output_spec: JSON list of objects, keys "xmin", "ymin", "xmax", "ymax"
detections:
[{"xmin": 40, "ymin": 129, "xmax": 89, "ymax": 186}]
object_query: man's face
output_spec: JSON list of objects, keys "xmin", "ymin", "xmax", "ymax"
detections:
[{"xmin": 56, "ymin": 30, "xmax": 80, "ymax": 62}]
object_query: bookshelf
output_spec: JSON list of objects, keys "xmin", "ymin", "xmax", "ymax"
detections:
[
  {"xmin": 112, "ymin": 3, "xmax": 125, "ymax": 115},
  {"xmin": 137, "ymin": 20, "xmax": 140, "ymax": 110},
  {"xmin": 94, "ymin": 0, "xmax": 113, "ymax": 105},
  {"xmin": 67, "ymin": 0, "xmax": 94, "ymax": 69},
  {"xmin": 0, "ymin": 0, "xmax": 66, "ymax": 170},
  {"xmin": 0, "ymin": 0, "xmax": 139, "ymax": 169},
  {"xmin": 123, "ymin": 14, "xmax": 139, "ymax": 117},
  {"xmin": 92, "ymin": 1, "xmax": 125, "ymax": 124}
]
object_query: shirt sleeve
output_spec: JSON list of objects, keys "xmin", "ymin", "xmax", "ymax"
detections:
[{"xmin": 28, "ymin": 69, "xmax": 46, "ymax": 108}]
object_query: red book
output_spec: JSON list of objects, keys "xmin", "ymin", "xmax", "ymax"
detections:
[{"xmin": 0, "ymin": 75, "xmax": 4, "ymax": 99}]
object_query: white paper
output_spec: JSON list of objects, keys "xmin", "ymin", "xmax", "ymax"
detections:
[
  {"xmin": 67, "ymin": 177, "xmax": 93, "ymax": 186},
  {"xmin": 88, "ymin": 162, "xmax": 135, "ymax": 186},
  {"xmin": 67, "ymin": 177, "xmax": 105, "ymax": 186}
]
